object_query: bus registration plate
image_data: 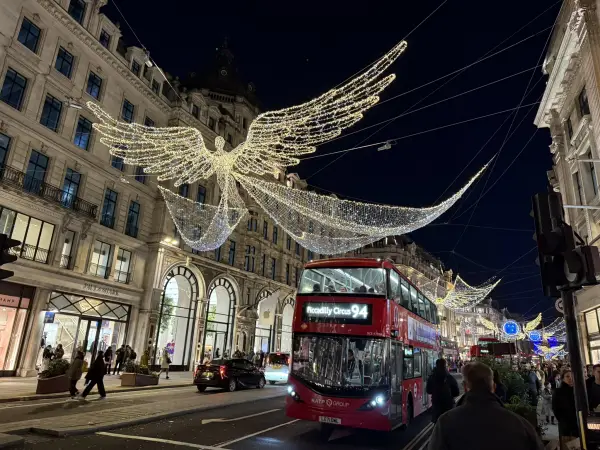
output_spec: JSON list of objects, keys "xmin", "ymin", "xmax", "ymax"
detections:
[{"xmin": 319, "ymin": 416, "xmax": 341, "ymax": 425}]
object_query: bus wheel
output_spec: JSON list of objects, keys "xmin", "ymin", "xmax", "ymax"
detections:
[{"xmin": 320, "ymin": 424, "xmax": 334, "ymax": 441}]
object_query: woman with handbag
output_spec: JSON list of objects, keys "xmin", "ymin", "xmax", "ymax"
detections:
[{"xmin": 159, "ymin": 347, "xmax": 171, "ymax": 380}]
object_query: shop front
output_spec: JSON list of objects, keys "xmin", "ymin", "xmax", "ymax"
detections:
[
  {"xmin": 41, "ymin": 292, "xmax": 130, "ymax": 364},
  {"xmin": 0, "ymin": 281, "xmax": 35, "ymax": 376},
  {"xmin": 584, "ymin": 305, "xmax": 600, "ymax": 364}
]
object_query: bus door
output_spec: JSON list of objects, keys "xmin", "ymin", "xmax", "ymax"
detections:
[
  {"xmin": 421, "ymin": 349, "xmax": 429, "ymax": 409},
  {"xmin": 390, "ymin": 341, "xmax": 403, "ymax": 423}
]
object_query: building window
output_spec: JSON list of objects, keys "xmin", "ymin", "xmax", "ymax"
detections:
[
  {"xmin": 135, "ymin": 166, "xmax": 145, "ymax": 183},
  {"xmin": 3, "ymin": 209, "xmax": 55, "ymax": 263},
  {"xmin": 574, "ymin": 171, "xmax": 583, "ymax": 204},
  {"xmin": 588, "ymin": 151, "xmax": 598, "ymax": 197},
  {"xmin": 295, "ymin": 242, "xmax": 301, "ymax": 256},
  {"xmin": 262, "ymin": 254, "xmax": 266, "ymax": 276},
  {"xmin": 263, "ymin": 220, "xmax": 268, "ymax": 239},
  {"xmin": 151, "ymin": 80, "xmax": 160, "ymax": 94},
  {"xmin": 24, "ymin": 150, "xmax": 48, "ymax": 193},
  {"xmin": 271, "ymin": 257, "xmax": 276, "ymax": 280},
  {"xmin": 242, "ymin": 117, "xmax": 247, "ymax": 129},
  {"xmin": 144, "ymin": 116, "xmax": 154, "ymax": 127},
  {"xmin": 125, "ymin": 201, "xmax": 140, "ymax": 238},
  {"xmin": 101, "ymin": 188, "xmax": 118, "ymax": 228},
  {"xmin": 131, "ymin": 60, "xmax": 141, "ymax": 77},
  {"xmin": 244, "ymin": 245, "xmax": 255, "ymax": 272},
  {"xmin": 286, "ymin": 235, "xmax": 291, "ymax": 251},
  {"xmin": 208, "ymin": 117, "xmax": 216, "ymax": 131},
  {"xmin": 17, "ymin": 18, "xmax": 41, "ymax": 53},
  {"xmin": 579, "ymin": 88, "xmax": 591, "ymax": 116},
  {"xmin": 1, "ymin": 68, "xmax": 28, "ymax": 110},
  {"xmin": 60, "ymin": 230, "xmax": 75, "ymax": 269},
  {"xmin": 247, "ymin": 217, "xmax": 257, "ymax": 231},
  {"xmin": 227, "ymin": 133, "xmax": 233, "ymax": 145},
  {"xmin": 286, "ymin": 263, "xmax": 290, "ymax": 284},
  {"xmin": 111, "ymin": 155, "xmax": 124, "ymax": 171},
  {"xmin": 121, "ymin": 99, "xmax": 135, "ymax": 123},
  {"xmin": 74, "ymin": 116, "xmax": 93, "ymax": 150},
  {"xmin": 40, "ymin": 94, "xmax": 62, "ymax": 132},
  {"xmin": 86, "ymin": 72, "xmax": 102, "ymax": 99},
  {"xmin": 0, "ymin": 133, "xmax": 10, "ymax": 168},
  {"xmin": 178, "ymin": 183, "xmax": 189, "ymax": 198},
  {"xmin": 68, "ymin": 0, "xmax": 86, "ymax": 23},
  {"xmin": 196, "ymin": 185, "xmax": 206, "ymax": 204},
  {"xmin": 99, "ymin": 29, "xmax": 111, "ymax": 48},
  {"xmin": 192, "ymin": 105, "xmax": 199, "ymax": 118},
  {"xmin": 89, "ymin": 239, "xmax": 111, "ymax": 278},
  {"xmin": 114, "ymin": 248, "xmax": 132, "ymax": 283},
  {"xmin": 214, "ymin": 246, "xmax": 221, "ymax": 262},
  {"xmin": 295, "ymin": 267, "xmax": 299, "ymax": 287},
  {"xmin": 55, "ymin": 47, "xmax": 74, "ymax": 78},
  {"xmin": 228, "ymin": 240, "xmax": 236, "ymax": 266},
  {"xmin": 273, "ymin": 225, "xmax": 278, "ymax": 244},
  {"xmin": 61, "ymin": 168, "xmax": 81, "ymax": 208},
  {"xmin": 308, "ymin": 250, "xmax": 314, "ymax": 261}
]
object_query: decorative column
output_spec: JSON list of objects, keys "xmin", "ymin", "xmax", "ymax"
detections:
[{"xmin": 18, "ymin": 288, "xmax": 51, "ymax": 377}]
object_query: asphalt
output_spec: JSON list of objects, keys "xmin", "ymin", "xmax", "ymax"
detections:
[{"xmin": 19, "ymin": 397, "xmax": 435, "ymax": 450}]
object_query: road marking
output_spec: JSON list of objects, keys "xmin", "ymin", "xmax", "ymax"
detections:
[
  {"xmin": 201, "ymin": 408, "xmax": 281, "ymax": 424},
  {"xmin": 404, "ymin": 423, "xmax": 433, "ymax": 450},
  {"xmin": 215, "ymin": 419, "xmax": 300, "ymax": 447},
  {"xmin": 96, "ymin": 431, "xmax": 228, "ymax": 449},
  {"xmin": 416, "ymin": 438, "xmax": 431, "ymax": 450}
]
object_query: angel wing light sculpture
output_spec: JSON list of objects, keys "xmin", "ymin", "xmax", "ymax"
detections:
[
  {"xmin": 436, "ymin": 275, "xmax": 501, "ymax": 311},
  {"xmin": 88, "ymin": 40, "xmax": 485, "ymax": 254}
]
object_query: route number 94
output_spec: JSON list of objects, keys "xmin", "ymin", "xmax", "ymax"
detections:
[{"xmin": 351, "ymin": 304, "xmax": 368, "ymax": 319}]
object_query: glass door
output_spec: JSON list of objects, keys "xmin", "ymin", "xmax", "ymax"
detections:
[
  {"xmin": 204, "ymin": 330, "xmax": 227, "ymax": 359},
  {"xmin": 74, "ymin": 318, "xmax": 101, "ymax": 364},
  {"xmin": 391, "ymin": 342, "xmax": 403, "ymax": 422}
]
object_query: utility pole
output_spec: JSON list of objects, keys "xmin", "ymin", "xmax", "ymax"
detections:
[{"xmin": 532, "ymin": 191, "xmax": 600, "ymax": 449}]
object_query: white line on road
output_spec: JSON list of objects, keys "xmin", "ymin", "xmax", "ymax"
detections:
[
  {"xmin": 416, "ymin": 438, "xmax": 431, "ymax": 450},
  {"xmin": 96, "ymin": 431, "xmax": 229, "ymax": 449},
  {"xmin": 215, "ymin": 419, "xmax": 300, "ymax": 447},
  {"xmin": 201, "ymin": 408, "xmax": 281, "ymax": 424},
  {"xmin": 404, "ymin": 423, "xmax": 433, "ymax": 450}
]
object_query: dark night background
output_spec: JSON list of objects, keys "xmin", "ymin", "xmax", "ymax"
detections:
[{"xmin": 104, "ymin": 0, "xmax": 561, "ymax": 323}]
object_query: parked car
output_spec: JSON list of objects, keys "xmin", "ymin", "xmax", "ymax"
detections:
[
  {"xmin": 194, "ymin": 358, "xmax": 265, "ymax": 392},
  {"xmin": 264, "ymin": 352, "xmax": 290, "ymax": 385}
]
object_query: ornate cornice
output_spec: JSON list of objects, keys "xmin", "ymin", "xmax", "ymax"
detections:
[{"xmin": 37, "ymin": 0, "xmax": 171, "ymax": 114}]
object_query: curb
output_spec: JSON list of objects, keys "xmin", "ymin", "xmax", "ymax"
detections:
[
  {"xmin": 6, "ymin": 391, "xmax": 287, "ymax": 437},
  {"xmin": 0, "ymin": 434, "xmax": 23, "ymax": 449},
  {"xmin": 0, "ymin": 382, "xmax": 193, "ymax": 404}
]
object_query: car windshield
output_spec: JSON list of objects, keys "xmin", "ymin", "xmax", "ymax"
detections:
[
  {"xmin": 298, "ymin": 267, "xmax": 386, "ymax": 295},
  {"xmin": 267, "ymin": 353, "xmax": 288, "ymax": 366},
  {"xmin": 291, "ymin": 335, "xmax": 388, "ymax": 396}
]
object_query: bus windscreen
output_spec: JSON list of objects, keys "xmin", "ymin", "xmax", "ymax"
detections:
[{"xmin": 298, "ymin": 267, "xmax": 386, "ymax": 295}]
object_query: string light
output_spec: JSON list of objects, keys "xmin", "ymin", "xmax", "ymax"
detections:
[
  {"xmin": 87, "ymin": 40, "xmax": 482, "ymax": 253},
  {"xmin": 437, "ymin": 275, "xmax": 501, "ymax": 310}
]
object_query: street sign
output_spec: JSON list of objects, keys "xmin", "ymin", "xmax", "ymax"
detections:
[
  {"xmin": 555, "ymin": 298, "xmax": 564, "ymax": 314},
  {"xmin": 502, "ymin": 320, "xmax": 519, "ymax": 337}
]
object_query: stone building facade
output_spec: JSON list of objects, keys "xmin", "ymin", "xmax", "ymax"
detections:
[{"xmin": 0, "ymin": 0, "xmax": 305, "ymax": 376}]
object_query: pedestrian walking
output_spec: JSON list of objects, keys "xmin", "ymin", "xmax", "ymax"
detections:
[
  {"xmin": 259, "ymin": 351, "xmax": 265, "ymax": 367},
  {"xmin": 40, "ymin": 345, "xmax": 53, "ymax": 371},
  {"xmin": 524, "ymin": 364, "xmax": 540, "ymax": 407},
  {"xmin": 588, "ymin": 364, "xmax": 600, "ymax": 411},
  {"xmin": 214, "ymin": 348, "xmax": 220, "ymax": 359},
  {"xmin": 113, "ymin": 344, "xmax": 126, "ymax": 375},
  {"xmin": 428, "ymin": 362, "xmax": 544, "ymax": 450},
  {"xmin": 54, "ymin": 344, "xmax": 64, "ymax": 360},
  {"xmin": 68, "ymin": 350, "xmax": 84, "ymax": 398},
  {"xmin": 552, "ymin": 369, "xmax": 579, "ymax": 450},
  {"xmin": 247, "ymin": 350, "xmax": 255, "ymax": 362},
  {"xmin": 79, "ymin": 351, "xmax": 106, "ymax": 400},
  {"xmin": 158, "ymin": 348, "xmax": 170, "ymax": 380},
  {"xmin": 426, "ymin": 358, "xmax": 460, "ymax": 423},
  {"xmin": 493, "ymin": 369, "xmax": 507, "ymax": 403},
  {"xmin": 104, "ymin": 346, "xmax": 113, "ymax": 375},
  {"xmin": 541, "ymin": 383, "xmax": 554, "ymax": 425}
]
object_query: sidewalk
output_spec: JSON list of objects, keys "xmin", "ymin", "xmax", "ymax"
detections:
[
  {"xmin": 0, "ymin": 371, "xmax": 193, "ymax": 402},
  {"xmin": 0, "ymin": 385, "xmax": 286, "ymax": 436}
]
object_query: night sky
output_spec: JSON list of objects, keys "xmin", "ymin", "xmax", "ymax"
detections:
[{"xmin": 105, "ymin": 0, "xmax": 561, "ymax": 322}]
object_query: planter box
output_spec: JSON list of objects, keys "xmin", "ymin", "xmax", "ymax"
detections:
[
  {"xmin": 120, "ymin": 373, "xmax": 159, "ymax": 387},
  {"xmin": 36, "ymin": 374, "xmax": 69, "ymax": 394}
]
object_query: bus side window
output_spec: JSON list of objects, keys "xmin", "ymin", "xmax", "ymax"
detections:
[
  {"xmin": 403, "ymin": 346, "xmax": 413, "ymax": 379},
  {"xmin": 400, "ymin": 279, "xmax": 410, "ymax": 309},
  {"xmin": 409, "ymin": 286, "xmax": 418, "ymax": 314},
  {"xmin": 417, "ymin": 293, "xmax": 426, "ymax": 319},
  {"xmin": 413, "ymin": 348, "xmax": 422, "ymax": 377},
  {"xmin": 424, "ymin": 301, "xmax": 432, "ymax": 323},
  {"xmin": 389, "ymin": 271, "xmax": 401, "ymax": 305},
  {"xmin": 431, "ymin": 303, "xmax": 438, "ymax": 324}
]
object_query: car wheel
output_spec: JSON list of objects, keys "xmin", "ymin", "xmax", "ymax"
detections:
[
  {"xmin": 227, "ymin": 378, "xmax": 237, "ymax": 392},
  {"xmin": 269, "ymin": 380, "xmax": 276, "ymax": 385},
  {"xmin": 258, "ymin": 377, "xmax": 266, "ymax": 389},
  {"xmin": 196, "ymin": 385, "xmax": 207, "ymax": 392}
]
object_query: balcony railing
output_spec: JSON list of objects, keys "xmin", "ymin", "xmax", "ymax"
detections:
[
  {"xmin": 9, "ymin": 243, "xmax": 50, "ymax": 264},
  {"xmin": 89, "ymin": 263, "xmax": 110, "ymax": 279},
  {"xmin": 59, "ymin": 254, "xmax": 73, "ymax": 270},
  {"xmin": 114, "ymin": 270, "xmax": 131, "ymax": 284},
  {"xmin": 0, "ymin": 165, "xmax": 98, "ymax": 219}
]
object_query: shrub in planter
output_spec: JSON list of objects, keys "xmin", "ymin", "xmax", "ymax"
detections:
[
  {"xmin": 121, "ymin": 361, "xmax": 159, "ymax": 387},
  {"xmin": 37, "ymin": 358, "xmax": 70, "ymax": 394}
]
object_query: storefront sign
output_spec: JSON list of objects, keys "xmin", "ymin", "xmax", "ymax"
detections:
[
  {"xmin": 44, "ymin": 312, "xmax": 55, "ymax": 324},
  {"xmin": 302, "ymin": 302, "xmax": 372, "ymax": 324},
  {"xmin": 0, "ymin": 295, "xmax": 21, "ymax": 308},
  {"xmin": 407, "ymin": 317, "xmax": 437, "ymax": 346},
  {"xmin": 83, "ymin": 283, "xmax": 119, "ymax": 297}
]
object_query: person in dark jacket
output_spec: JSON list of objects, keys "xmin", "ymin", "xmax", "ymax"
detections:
[
  {"xmin": 68, "ymin": 350, "xmax": 84, "ymax": 398},
  {"xmin": 588, "ymin": 364, "xmax": 600, "ymax": 412},
  {"xmin": 552, "ymin": 369, "xmax": 579, "ymax": 448},
  {"xmin": 493, "ymin": 369, "xmax": 507, "ymax": 403},
  {"xmin": 428, "ymin": 362, "xmax": 544, "ymax": 450},
  {"xmin": 104, "ymin": 347, "xmax": 113, "ymax": 375},
  {"xmin": 113, "ymin": 344, "xmax": 125, "ymax": 375},
  {"xmin": 426, "ymin": 358, "xmax": 460, "ymax": 423},
  {"xmin": 79, "ymin": 351, "xmax": 106, "ymax": 400}
]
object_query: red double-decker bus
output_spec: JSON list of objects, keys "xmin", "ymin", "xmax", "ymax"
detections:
[{"xmin": 285, "ymin": 258, "xmax": 441, "ymax": 434}]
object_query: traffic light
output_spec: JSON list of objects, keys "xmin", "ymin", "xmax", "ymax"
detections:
[{"xmin": 0, "ymin": 233, "xmax": 21, "ymax": 281}]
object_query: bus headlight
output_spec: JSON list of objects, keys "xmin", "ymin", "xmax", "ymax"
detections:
[
  {"xmin": 359, "ymin": 393, "xmax": 388, "ymax": 411},
  {"xmin": 287, "ymin": 385, "xmax": 301, "ymax": 402},
  {"xmin": 287, "ymin": 386, "xmax": 293, "ymax": 394}
]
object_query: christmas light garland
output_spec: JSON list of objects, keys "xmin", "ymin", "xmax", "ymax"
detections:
[{"xmin": 437, "ymin": 275, "xmax": 501, "ymax": 310}]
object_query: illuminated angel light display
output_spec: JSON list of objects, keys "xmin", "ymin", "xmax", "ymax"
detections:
[
  {"xmin": 477, "ymin": 313, "xmax": 545, "ymax": 342},
  {"xmin": 88, "ymin": 40, "xmax": 485, "ymax": 254},
  {"xmin": 436, "ymin": 276, "xmax": 501, "ymax": 311}
]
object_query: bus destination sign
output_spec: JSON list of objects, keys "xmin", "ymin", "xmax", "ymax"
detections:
[{"xmin": 302, "ymin": 302, "xmax": 373, "ymax": 325}]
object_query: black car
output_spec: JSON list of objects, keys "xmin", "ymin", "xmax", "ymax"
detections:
[{"xmin": 194, "ymin": 358, "xmax": 266, "ymax": 392}]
